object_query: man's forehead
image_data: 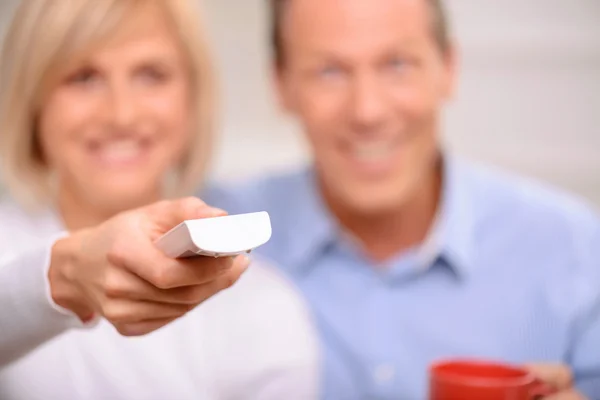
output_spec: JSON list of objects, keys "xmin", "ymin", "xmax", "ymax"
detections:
[
  {"xmin": 282, "ymin": 0, "xmax": 430, "ymax": 21},
  {"xmin": 282, "ymin": 0, "xmax": 431, "ymax": 37},
  {"xmin": 280, "ymin": 0, "xmax": 432, "ymax": 49}
]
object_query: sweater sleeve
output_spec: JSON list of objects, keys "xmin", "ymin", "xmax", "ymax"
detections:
[{"xmin": 0, "ymin": 234, "xmax": 97, "ymax": 367}]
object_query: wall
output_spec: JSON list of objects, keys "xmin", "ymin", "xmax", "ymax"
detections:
[{"xmin": 1, "ymin": 0, "xmax": 599, "ymax": 206}]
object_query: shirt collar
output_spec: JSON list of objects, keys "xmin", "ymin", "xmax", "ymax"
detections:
[
  {"xmin": 417, "ymin": 155, "xmax": 476, "ymax": 278},
  {"xmin": 285, "ymin": 168, "xmax": 338, "ymax": 273},
  {"xmin": 285, "ymin": 155, "xmax": 477, "ymax": 277}
]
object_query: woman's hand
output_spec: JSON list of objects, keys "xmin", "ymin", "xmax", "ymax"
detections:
[{"xmin": 48, "ymin": 197, "xmax": 249, "ymax": 336}]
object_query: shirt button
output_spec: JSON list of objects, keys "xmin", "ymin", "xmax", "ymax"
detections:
[{"xmin": 373, "ymin": 363, "xmax": 396, "ymax": 385}]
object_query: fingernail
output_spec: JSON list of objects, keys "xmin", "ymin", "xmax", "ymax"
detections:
[
  {"xmin": 209, "ymin": 208, "xmax": 227, "ymax": 217},
  {"xmin": 240, "ymin": 255, "xmax": 251, "ymax": 269}
]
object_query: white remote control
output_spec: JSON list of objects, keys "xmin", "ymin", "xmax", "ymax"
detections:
[{"xmin": 155, "ymin": 211, "xmax": 272, "ymax": 258}]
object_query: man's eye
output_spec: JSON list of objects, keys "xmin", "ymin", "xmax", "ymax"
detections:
[
  {"xmin": 387, "ymin": 57, "xmax": 408, "ymax": 71},
  {"xmin": 317, "ymin": 65, "xmax": 344, "ymax": 79}
]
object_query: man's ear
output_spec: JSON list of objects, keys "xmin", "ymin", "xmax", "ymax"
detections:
[
  {"xmin": 272, "ymin": 63, "xmax": 296, "ymax": 113},
  {"xmin": 440, "ymin": 42, "xmax": 459, "ymax": 101}
]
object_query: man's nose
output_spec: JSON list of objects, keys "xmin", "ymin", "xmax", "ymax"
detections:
[{"xmin": 349, "ymin": 72, "xmax": 389, "ymax": 130}]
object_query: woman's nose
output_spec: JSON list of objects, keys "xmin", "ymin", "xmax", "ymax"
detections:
[{"xmin": 107, "ymin": 81, "xmax": 139, "ymax": 128}]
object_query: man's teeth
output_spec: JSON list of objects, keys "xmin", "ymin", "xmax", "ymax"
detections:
[{"xmin": 352, "ymin": 141, "xmax": 397, "ymax": 160}]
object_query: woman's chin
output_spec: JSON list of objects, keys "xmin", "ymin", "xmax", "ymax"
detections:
[{"xmin": 86, "ymin": 182, "xmax": 162, "ymax": 212}]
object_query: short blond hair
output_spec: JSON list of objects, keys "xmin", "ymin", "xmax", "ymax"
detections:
[{"xmin": 0, "ymin": 0, "xmax": 218, "ymax": 209}]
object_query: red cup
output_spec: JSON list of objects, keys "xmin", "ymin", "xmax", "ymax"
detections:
[{"xmin": 429, "ymin": 359, "xmax": 557, "ymax": 400}]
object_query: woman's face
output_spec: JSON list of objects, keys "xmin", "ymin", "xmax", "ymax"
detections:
[{"xmin": 38, "ymin": 5, "xmax": 193, "ymax": 210}]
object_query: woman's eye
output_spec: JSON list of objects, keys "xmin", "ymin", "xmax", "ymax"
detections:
[
  {"xmin": 138, "ymin": 66, "xmax": 170, "ymax": 84},
  {"xmin": 66, "ymin": 68, "xmax": 100, "ymax": 85}
]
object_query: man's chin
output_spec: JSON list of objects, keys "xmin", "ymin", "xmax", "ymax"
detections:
[{"xmin": 339, "ymin": 192, "xmax": 412, "ymax": 217}]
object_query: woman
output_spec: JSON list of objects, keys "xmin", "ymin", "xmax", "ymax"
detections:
[{"xmin": 0, "ymin": 0, "xmax": 319, "ymax": 399}]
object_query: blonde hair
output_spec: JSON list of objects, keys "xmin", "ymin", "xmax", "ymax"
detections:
[{"xmin": 0, "ymin": 0, "xmax": 218, "ymax": 209}]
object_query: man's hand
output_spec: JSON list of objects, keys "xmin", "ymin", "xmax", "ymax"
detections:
[
  {"xmin": 524, "ymin": 363, "xmax": 587, "ymax": 400},
  {"xmin": 48, "ymin": 197, "xmax": 249, "ymax": 336}
]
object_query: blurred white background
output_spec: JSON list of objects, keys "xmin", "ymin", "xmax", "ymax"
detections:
[{"xmin": 1, "ymin": 0, "xmax": 599, "ymax": 205}]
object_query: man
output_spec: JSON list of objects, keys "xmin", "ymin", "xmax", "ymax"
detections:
[{"xmin": 205, "ymin": 0, "xmax": 600, "ymax": 398}]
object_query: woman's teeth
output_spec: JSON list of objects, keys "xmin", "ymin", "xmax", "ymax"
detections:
[{"xmin": 95, "ymin": 140, "xmax": 145, "ymax": 164}]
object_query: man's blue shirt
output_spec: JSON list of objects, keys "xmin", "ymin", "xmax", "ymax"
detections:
[{"xmin": 202, "ymin": 158, "xmax": 600, "ymax": 399}]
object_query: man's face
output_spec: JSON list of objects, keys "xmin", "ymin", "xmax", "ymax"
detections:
[{"xmin": 276, "ymin": 0, "xmax": 455, "ymax": 215}]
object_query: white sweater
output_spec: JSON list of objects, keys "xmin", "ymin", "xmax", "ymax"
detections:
[{"xmin": 0, "ymin": 200, "xmax": 320, "ymax": 400}]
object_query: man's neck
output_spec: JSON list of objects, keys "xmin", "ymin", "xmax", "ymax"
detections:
[{"xmin": 325, "ymin": 167, "xmax": 442, "ymax": 263}]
